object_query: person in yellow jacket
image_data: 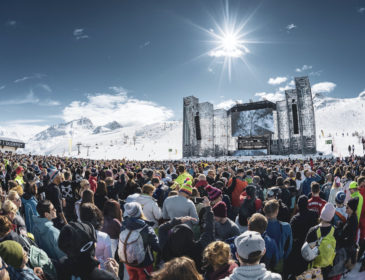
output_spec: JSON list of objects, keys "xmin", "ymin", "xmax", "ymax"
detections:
[
  {"xmin": 175, "ymin": 164, "xmax": 193, "ymax": 186},
  {"xmin": 14, "ymin": 166, "xmax": 25, "ymax": 187},
  {"xmin": 349, "ymin": 181, "xmax": 363, "ymax": 222}
]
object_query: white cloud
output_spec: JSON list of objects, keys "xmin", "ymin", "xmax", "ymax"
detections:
[
  {"xmin": 286, "ymin": 23, "xmax": 297, "ymax": 31},
  {"xmin": 278, "ymin": 85, "xmax": 292, "ymax": 92},
  {"xmin": 311, "ymin": 82, "xmax": 336, "ymax": 94},
  {"xmin": 268, "ymin": 76, "xmax": 287, "ymax": 85},
  {"xmin": 0, "ymin": 90, "xmax": 59, "ymax": 106},
  {"xmin": 73, "ymin": 28, "xmax": 89, "ymax": 40},
  {"xmin": 0, "ymin": 85, "xmax": 5, "ymax": 90},
  {"xmin": 14, "ymin": 73, "xmax": 45, "ymax": 83},
  {"xmin": 359, "ymin": 90, "xmax": 365, "ymax": 98},
  {"xmin": 209, "ymin": 48, "xmax": 248, "ymax": 58},
  {"xmin": 215, "ymin": 99, "xmax": 243, "ymax": 110},
  {"xmin": 208, "ymin": 67, "xmax": 214, "ymax": 73},
  {"xmin": 309, "ymin": 70, "xmax": 322, "ymax": 76},
  {"xmin": 288, "ymin": 80, "xmax": 295, "ymax": 86},
  {"xmin": 295, "ymin": 65, "xmax": 313, "ymax": 72},
  {"xmin": 140, "ymin": 41, "xmax": 151, "ymax": 48},
  {"xmin": 358, "ymin": 7, "xmax": 365, "ymax": 13},
  {"xmin": 62, "ymin": 87, "xmax": 173, "ymax": 126},
  {"xmin": 37, "ymin": 83, "xmax": 52, "ymax": 93},
  {"xmin": 6, "ymin": 20, "xmax": 16, "ymax": 27},
  {"xmin": 255, "ymin": 92, "xmax": 284, "ymax": 103}
]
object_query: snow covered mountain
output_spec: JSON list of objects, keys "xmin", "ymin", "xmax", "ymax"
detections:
[{"xmin": 5, "ymin": 92, "xmax": 365, "ymax": 160}]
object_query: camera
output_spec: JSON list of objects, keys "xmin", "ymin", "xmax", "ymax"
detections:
[{"xmin": 191, "ymin": 197, "xmax": 204, "ymax": 204}]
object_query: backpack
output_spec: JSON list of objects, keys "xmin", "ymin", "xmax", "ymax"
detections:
[
  {"xmin": 225, "ymin": 177, "xmax": 237, "ymax": 199},
  {"xmin": 118, "ymin": 225, "xmax": 149, "ymax": 265},
  {"xmin": 238, "ymin": 198, "xmax": 256, "ymax": 226},
  {"xmin": 20, "ymin": 234, "xmax": 57, "ymax": 280},
  {"xmin": 312, "ymin": 227, "xmax": 336, "ymax": 268}
]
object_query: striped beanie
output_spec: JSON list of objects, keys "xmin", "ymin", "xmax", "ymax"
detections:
[
  {"xmin": 205, "ymin": 185, "xmax": 222, "ymax": 201},
  {"xmin": 49, "ymin": 168, "xmax": 59, "ymax": 183},
  {"xmin": 179, "ymin": 183, "xmax": 192, "ymax": 196}
]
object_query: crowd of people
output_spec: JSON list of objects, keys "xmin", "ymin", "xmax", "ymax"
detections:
[{"xmin": 0, "ymin": 152, "xmax": 365, "ymax": 280}]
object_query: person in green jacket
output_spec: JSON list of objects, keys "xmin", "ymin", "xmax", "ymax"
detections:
[
  {"xmin": 349, "ymin": 181, "xmax": 363, "ymax": 222},
  {"xmin": 175, "ymin": 165, "xmax": 193, "ymax": 186}
]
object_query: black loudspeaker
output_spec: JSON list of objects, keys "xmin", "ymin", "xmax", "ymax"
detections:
[{"xmin": 194, "ymin": 114, "xmax": 202, "ymax": 140}]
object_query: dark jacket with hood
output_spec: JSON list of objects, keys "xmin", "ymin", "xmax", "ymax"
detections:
[
  {"xmin": 120, "ymin": 217, "xmax": 160, "ymax": 267},
  {"xmin": 159, "ymin": 205, "xmax": 214, "ymax": 271}
]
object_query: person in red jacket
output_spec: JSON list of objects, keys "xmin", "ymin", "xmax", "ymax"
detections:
[
  {"xmin": 226, "ymin": 169, "xmax": 247, "ymax": 209},
  {"xmin": 88, "ymin": 168, "xmax": 98, "ymax": 193},
  {"xmin": 307, "ymin": 182, "xmax": 326, "ymax": 215}
]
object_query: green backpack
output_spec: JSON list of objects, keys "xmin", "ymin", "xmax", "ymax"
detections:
[
  {"xmin": 21, "ymin": 234, "xmax": 58, "ymax": 280},
  {"xmin": 312, "ymin": 226, "xmax": 336, "ymax": 268}
]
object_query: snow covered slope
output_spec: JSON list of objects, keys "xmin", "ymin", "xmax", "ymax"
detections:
[
  {"xmin": 9, "ymin": 92, "xmax": 365, "ymax": 160},
  {"xmin": 24, "ymin": 120, "xmax": 182, "ymax": 160}
]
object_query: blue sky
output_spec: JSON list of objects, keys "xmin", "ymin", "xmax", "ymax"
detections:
[{"xmin": 0, "ymin": 0, "xmax": 364, "ymax": 130}]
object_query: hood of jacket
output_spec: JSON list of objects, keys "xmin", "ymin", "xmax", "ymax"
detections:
[
  {"xmin": 32, "ymin": 217, "xmax": 54, "ymax": 234},
  {"xmin": 135, "ymin": 194, "xmax": 156, "ymax": 206},
  {"xmin": 228, "ymin": 264, "xmax": 280, "ymax": 280},
  {"xmin": 123, "ymin": 217, "xmax": 153, "ymax": 230}
]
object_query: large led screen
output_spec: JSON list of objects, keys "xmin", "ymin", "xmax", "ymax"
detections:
[{"xmin": 231, "ymin": 108, "xmax": 274, "ymax": 137}]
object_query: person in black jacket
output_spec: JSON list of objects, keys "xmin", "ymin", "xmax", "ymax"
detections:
[
  {"xmin": 286, "ymin": 195, "xmax": 318, "ymax": 277},
  {"xmin": 57, "ymin": 221, "xmax": 119, "ymax": 280},
  {"xmin": 45, "ymin": 169, "xmax": 67, "ymax": 229},
  {"xmin": 337, "ymin": 197, "xmax": 359, "ymax": 266},
  {"xmin": 159, "ymin": 197, "xmax": 214, "ymax": 272}
]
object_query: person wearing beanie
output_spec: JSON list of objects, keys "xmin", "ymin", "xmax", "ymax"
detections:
[
  {"xmin": 349, "ymin": 181, "xmax": 363, "ymax": 223},
  {"xmin": 333, "ymin": 191, "xmax": 348, "ymax": 227},
  {"xmin": 195, "ymin": 174, "xmax": 209, "ymax": 197},
  {"xmin": 206, "ymin": 185, "xmax": 222, "ymax": 203},
  {"xmin": 213, "ymin": 201, "xmax": 239, "ymax": 241},
  {"xmin": 207, "ymin": 183, "xmax": 234, "ymax": 220},
  {"xmin": 305, "ymin": 203, "xmax": 336, "ymax": 276},
  {"xmin": 57, "ymin": 221, "xmax": 118, "ymax": 280},
  {"xmin": 162, "ymin": 183, "xmax": 199, "ymax": 229},
  {"xmin": 0, "ymin": 240, "xmax": 41, "ymax": 280},
  {"xmin": 45, "ymin": 169, "xmax": 67, "ymax": 229},
  {"xmin": 120, "ymin": 202, "xmax": 160, "ymax": 280},
  {"xmin": 287, "ymin": 195, "xmax": 318, "ymax": 276},
  {"xmin": 222, "ymin": 231, "xmax": 282, "ymax": 280}
]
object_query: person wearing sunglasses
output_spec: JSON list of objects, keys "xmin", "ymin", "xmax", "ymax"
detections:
[{"xmin": 32, "ymin": 200, "xmax": 66, "ymax": 261}]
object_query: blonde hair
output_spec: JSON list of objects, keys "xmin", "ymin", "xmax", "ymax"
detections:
[
  {"xmin": 2, "ymin": 200, "xmax": 18, "ymax": 214},
  {"xmin": 203, "ymin": 241, "xmax": 231, "ymax": 269},
  {"xmin": 10, "ymin": 185, "xmax": 24, "ymax": 196},
  {"xmin": 7, "ymin": 190, "xmax": 19, "ymax": 202},
  {"xmin": 152, "ymin": 256, "xmax": 203, "ymax": 280}
]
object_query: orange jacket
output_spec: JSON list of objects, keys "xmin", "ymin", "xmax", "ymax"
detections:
[{"xmin": 227, "ymin": 177, "xmax": 248, "ymax": 208}]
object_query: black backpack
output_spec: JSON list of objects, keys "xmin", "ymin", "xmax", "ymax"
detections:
[
  {"xmin": 225, "ymin": 177, "xmax": 237, "ymax": 200},
  {"xmin": 238, "ymin": 198, "xmax": 256, "ymax": 226}
]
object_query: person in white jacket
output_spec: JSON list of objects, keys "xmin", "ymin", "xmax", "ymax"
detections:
[
  {"xmin": 223, "ymin": 231, "xmax": 281, "ymax": 280},
  {"xmin": 133, "ymin": 184, "xmax": 162, "ymax": 228}
]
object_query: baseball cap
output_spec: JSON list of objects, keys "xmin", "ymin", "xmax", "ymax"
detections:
[{"xmin": 234, "ymin": 230, "xmax": 265, "ymax": 259}]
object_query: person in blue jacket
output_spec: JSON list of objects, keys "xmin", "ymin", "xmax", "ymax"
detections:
[
  {"xmin": 264, "ymin": 199, "xmax": 292, "ymax": 274},
  {"xmin": 32, "ymin": 200, "xmax": 66, "ymax": 261},
  {"xmin": 300, "ymin": 170, "xmax": 321, "ymax": 196},
  {"xmin": 248, "ymin": 213, "xmax": 279, "ymax": 271}
]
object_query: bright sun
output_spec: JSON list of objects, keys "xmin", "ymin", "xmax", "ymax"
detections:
[{"xmin": 221, "ymin": 33, "xmax": 238, "ymax": 51}]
